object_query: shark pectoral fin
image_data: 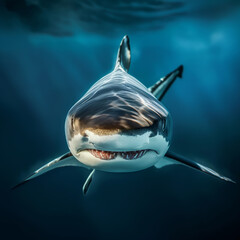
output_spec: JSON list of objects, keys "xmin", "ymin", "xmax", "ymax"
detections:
[
  {"xmin": 165, "ymin": 151, "xmax": 235, "ymax": 183},
  {"xmin": 148, "ymin": 65, "xmax": 183, "ymax": 101},
  {"xmin": 115, "ymin": 35, "xmax": 131, "ymax": 72},
  {"xmin": 82, "ymin": 169, "xmax": 95, "ymax": 195},
  {"xmin": 12, "ymin": 152, "xmax": 84, "ymax": 189},
  {"xmin": 154, "ymin": 156, "xmax": 179, "ymax": 169}
]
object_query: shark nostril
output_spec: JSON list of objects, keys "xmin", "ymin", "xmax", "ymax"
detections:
[{"xmin": 81, "ymin": 132, "xmax": 89, "ymax": 143}]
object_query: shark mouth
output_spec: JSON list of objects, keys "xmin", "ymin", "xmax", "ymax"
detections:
[{"xmin": 87, "ymin": 149, "xmax": 149, "ymax": 160}]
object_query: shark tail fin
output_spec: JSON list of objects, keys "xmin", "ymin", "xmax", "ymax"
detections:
[
  {"xmin": 115, "ymin": 35, "xmax": 131, "ymax": 72},
  {"xmin": 164, "ymin": 151, "xmax": 235, "ymax": 183},
  {"xmin": 82, "ymin": 169, "xmax": 96, "ymax": 195},
  {"xmin": 12, "ymin": 152, "xmax": 82, "ymax": 189}
]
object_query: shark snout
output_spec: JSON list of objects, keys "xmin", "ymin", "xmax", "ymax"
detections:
[{"xmin": 84, "ymin": 129, "xmax": 151, "ymax": 152}]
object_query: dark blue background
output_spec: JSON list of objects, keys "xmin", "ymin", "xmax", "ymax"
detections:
[{"xmin": 0, "ymin": 1, "xmax": 239, "ymax": 239}]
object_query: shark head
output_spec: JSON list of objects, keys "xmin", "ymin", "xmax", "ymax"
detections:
[{"xmin": 65, "ymin": 36, "xmax": 172, "ymax": 172}]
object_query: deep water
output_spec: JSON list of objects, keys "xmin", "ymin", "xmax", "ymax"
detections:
[{"xmin": 0, "ymin": 1, "xmax": 240, "ymax": 240}]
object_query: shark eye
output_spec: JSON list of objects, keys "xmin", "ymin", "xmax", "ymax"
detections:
[
  {"xmin": 71, "ymin": 117, "xmax": 74, "ymax": 131},
  {"xmin": 162, "ymin": 119, "xmax": 166, "ymax": 131}
]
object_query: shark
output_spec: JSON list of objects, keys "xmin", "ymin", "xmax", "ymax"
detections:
[{"xmin": 13, "ymin": 35, "xmax": 234, "ymax": 195}]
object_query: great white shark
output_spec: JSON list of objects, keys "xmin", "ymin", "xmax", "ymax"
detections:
[{"xmin": 13, "ymin": 35, "xmax": 234, "ymax": 195}]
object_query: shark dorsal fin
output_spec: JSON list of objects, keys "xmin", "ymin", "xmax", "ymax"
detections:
[{"xmin": 115, "ymin": 35, "xmax": 131, "ymax": 72}]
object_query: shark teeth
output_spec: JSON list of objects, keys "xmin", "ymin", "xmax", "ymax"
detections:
[
  {"xmin": 89, "ymin": 150, "xmax": 116, "ymax": 160},
  {"xmin": 120, "ymin": 150, "xmax": 147, "ymax": 160},
  {"xmin": 87, "ymin": 149, "xmax": 148, "ymax": 160}
]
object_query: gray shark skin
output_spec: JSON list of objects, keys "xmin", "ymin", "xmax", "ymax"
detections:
[{"xmin": 12, "ymin": 35, "xmax": 235, "ymax": 195}]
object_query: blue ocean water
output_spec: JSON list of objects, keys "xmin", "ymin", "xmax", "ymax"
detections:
[{"xmin": 0, "ymin": 1, "xmax": 240, "ymax": 239}]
